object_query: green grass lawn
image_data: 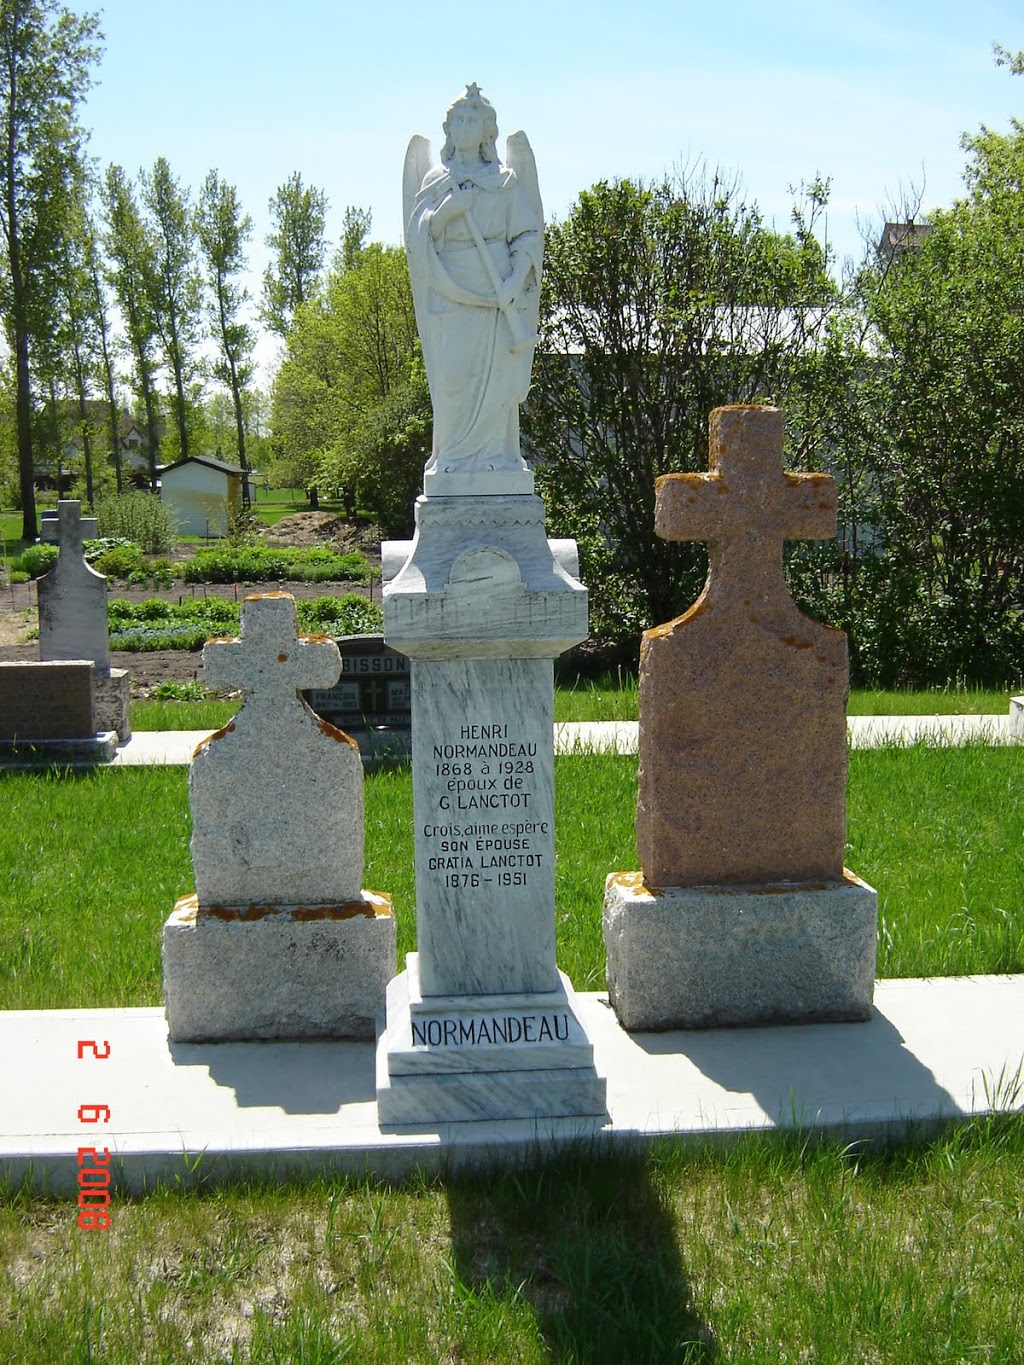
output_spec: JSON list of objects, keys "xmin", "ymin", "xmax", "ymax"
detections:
[
  {"xmin": 132, "ymin": 683, "xmax": 1015, "ymax": 733},
  {"xmin": 2, "ymin": 748, "xmax": 1024, "ymax": 1361},
  {"xmin": 5, "ymin": 501, "xmax": 1024, "ymax": 1356}
]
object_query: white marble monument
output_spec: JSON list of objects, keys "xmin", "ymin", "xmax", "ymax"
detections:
[
  {"xmin": 162, "ymin": 592, "xmax": 396, "ymax": 1041},
  {"xmin": 377, "ymin": 86, "xmax": 605, "ymax": 1125}
]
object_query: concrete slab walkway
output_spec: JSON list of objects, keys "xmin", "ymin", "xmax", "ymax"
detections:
[
  {"xmin": 3, "ymin": 976, "xmax": 1022, "ymax": 1193},
  {"xmin": 110, "ymin": 713, "xmax": 1020, "ymax": 766}
]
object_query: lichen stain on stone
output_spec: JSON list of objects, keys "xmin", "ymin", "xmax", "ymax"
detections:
[
  {"xmin": 292, "ymin": 901, "xmax": 377, "ymax": 922},
  {"xmin": 277, "ymin": 653, "xmax": 288, "ymax": 662},
  {"xmin": 252, "ymin": 590, "xmax": 291, "ymax": 601},
  {"xmin": 199, "ymin": 898, "xmax": 385, "ymax": 923},
  {"xmin": 194, "ymin": 720, "xmax": 236, "ymax": 757},
  {"xmin": 317, "ymin": 716, "xmax": 359, "ymax": 747},
  {"xmin": 608, "ymin": 870, "xmax": 662, "ymax": 897},
  {"xmin": 207, "ymin": 635, "xmax": 238, "ymax": 646},
  {"xmin": 782, "ymin": 635, "xmax": 813, "ymax": 650},
  {"xmin": 300, "ymin": 632, "xmax": 331, "ymax": 643},
  {"xmin": 174, "ymin": 892, "xmax": 199, "ymax": 922}
]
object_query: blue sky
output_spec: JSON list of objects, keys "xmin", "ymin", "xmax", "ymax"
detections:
[{"xmin": 81, "ymin": 0, "xmax": 1024, "ymax": 379}]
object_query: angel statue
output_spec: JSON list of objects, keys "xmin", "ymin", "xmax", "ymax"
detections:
[{"xmin": 404, "ymin": 84, "xmax": 543, "ymax": 484}]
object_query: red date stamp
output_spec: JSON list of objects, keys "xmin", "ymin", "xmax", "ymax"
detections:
[{"xmin": 76, "ymin": 1040, "xmax": 111, "ymax": 1230}]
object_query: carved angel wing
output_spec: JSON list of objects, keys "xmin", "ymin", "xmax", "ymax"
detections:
[
  {"xmin": 505, "ymin": 130, "xmax": 543, "ymax": 348},
  {"xmin": 402, "ymin": 135, "xmax": 432, "ymax": 245},
  {"xmin": 505, "ymin": 130, "xmax": 542, "ymax": 230}
]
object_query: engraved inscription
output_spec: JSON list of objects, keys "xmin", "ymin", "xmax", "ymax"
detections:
[{"xmin": 411, "ymin": 1012, "xmax": 570, "ymax": 1047}]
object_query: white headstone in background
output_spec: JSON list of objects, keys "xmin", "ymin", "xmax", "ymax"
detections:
[
  {"xmin": 163, "ymin": 592, "xmax": 396, "ymax": 1041},
  {"xmin": 376, "ymin": 86, "xmax": 605, "ymax": 1125}
]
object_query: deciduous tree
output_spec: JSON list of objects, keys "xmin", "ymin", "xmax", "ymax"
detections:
[
  {"xmin": 102, "ymin": 163, "xmax": 161, "ymax": 486},
  {"xmin": 262, "ymin": 171, "xmax": 328, "ymax": 338},
  {"xmin": 0, "ymin": 0, "xmax": 101, "ymax": 536},
  {"xmin": 197, "ymin": 169, "xmax": 255, "ymax": 497},
  {"xmin": 524, "ymin": 170, "xmax": 838, "ymax": 646},
  {"xmin": 141, "ymin": 155, "xmax": 202, "ymax": 462}
]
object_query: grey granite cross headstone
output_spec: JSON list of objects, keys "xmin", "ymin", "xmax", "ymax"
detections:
[
  {"xmin": 37, "ymin": 500, "xmax": 109, "ymax": 670},
  {"xmin": 190, "ymin": 592, "xmax": 366, "ymax": 908}
]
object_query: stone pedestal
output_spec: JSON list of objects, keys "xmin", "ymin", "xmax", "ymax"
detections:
[
  {"xmin": 93, "ymin": 667, "xmax": 131, "ymax": 742},
  {"xmin": 376, "ymin": 953, "xmax": 604, "ymax": 1125},
  {"xmin": 378, "ymin": 492, "xmax": 606, "ymax": 1123},
  {"xmin": 603, "ymin": 871, "xmax": 878, "ymax": 1030},
  {"xmin": 0, "ymin": 659, "xmax": 116, "ymax": 766},
  {"xmin": 163, "ymin": 892, "xmax": 395, "ymax": 1041}
]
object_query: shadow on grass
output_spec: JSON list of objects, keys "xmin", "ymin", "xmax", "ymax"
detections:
[{"xmin": 446, "ymin": 1148, "xmax": 716, "ymax": 1363}]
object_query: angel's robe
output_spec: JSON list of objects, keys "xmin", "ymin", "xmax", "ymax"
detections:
[{"xmin": 407, "ymin": 159, "xmax": 542, "ymax": 474}]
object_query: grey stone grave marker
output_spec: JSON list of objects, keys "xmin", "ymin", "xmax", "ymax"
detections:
[
  {"xmin": 36, "ymin": 500, "xmax": 130, "ymax": 741},
  {"xmin": 304, "ymin": 634, "xmax": 411, "ymax": 763},
  {"xmin": 162, "ymin": 591, "xmax": 396, "ymax": 1041}
]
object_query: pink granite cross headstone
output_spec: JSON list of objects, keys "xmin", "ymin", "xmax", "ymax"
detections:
[{"xmin": 636, "ymin": 405, "xmax": 849, "ymax": 887}]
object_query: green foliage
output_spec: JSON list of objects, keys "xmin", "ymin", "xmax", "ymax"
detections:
[
  {"xmin": 270, "ymin": 239, "xmax": 421, "ymax": 521},
  {"xmin": 106, "ymin": 593, "xmax": 381, "ymax": 651},
  {"xmin": 148, "ymin": 679, "xmax": 208, "ymax": 701},
  {"xmin": 796, "ymin": 82, "xmax": 1024, "ymax": 689},
  {"xmin": 196, "ymin": 170, "xmax": 256, "ymax": 475},
  {"xmin": 91, "ymin": 540, "xmax": 143, "ymax": 578},
  {"xmin": 299, "ymin": 593, "xmax": 383, "ymax": 636},
  {"xmin": 525, "ymin": 169, "xmax": 838, "ymax": 644},
  {"xmin": 182, "ymin": 543, "xmax": 368, "ymax": 584},
  {"xmin": 0, "ymin": 0, "xmax": 103, "ymax": 539},
  {"xmin": 13, "ymin": 542, "xmax": 58, "ymax": 577},
  {"xmin": 94, "ymin": 491, "xmax": 176, "ymax": 554},
  {"xmin": 140, "ymin": 156, "xmax": 203, "ymax": 461}
]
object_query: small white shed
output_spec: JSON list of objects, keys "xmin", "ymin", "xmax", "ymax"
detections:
[{"xmin": 159, "ymin": 456, "xmax": 248, "ymax": 538}]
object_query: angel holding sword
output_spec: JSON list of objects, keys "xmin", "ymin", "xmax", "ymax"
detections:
[{"xmin": 404, "ymin": 84, "xmax": 543, "ymax": 479}]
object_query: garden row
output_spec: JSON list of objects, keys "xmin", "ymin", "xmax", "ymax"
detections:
[
  {"xmin": 6, "ymin": 539, "xmax": 371, "ymax": 588},
  {"xmin": 108, "ymin": 595, "xmax": 382, "ymax": 652}
]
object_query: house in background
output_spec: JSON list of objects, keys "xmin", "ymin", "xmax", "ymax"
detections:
[{"xmin": 159, "ymin": 456, "xmax": 254, "ymax": 537}]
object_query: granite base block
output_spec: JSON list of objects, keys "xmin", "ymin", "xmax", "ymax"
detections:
[
  {"xmin": 162, "ymin": 893, "xmax": 396, "ymax": 1042},
  {"xmin": 0, "ymin": 731, "xmax": 117, "ymax": 767},
  {"xmin": 93, "ymin": 668, "xmax": 131, "ymax": 742},
  {"xmin": 603, "ymin": 871, "xmax": 878, "ymax": 1030},
  {"xmin": 376, "ymin": 955, "xmax": 607, "ymax": 1126}
]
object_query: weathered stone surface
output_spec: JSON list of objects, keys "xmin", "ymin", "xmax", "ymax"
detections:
[
  {"xmin": 190, "ymin": 593, "xmax": 364, "ymax": 908},
  {"xmin": 603, "ymin": 871, "xmax": 877, "ymax": 1029},
  {"xmin": 93, "ymin": 668, "xmax": 131, "ymax": 742},
  {"xmin": 636, "ymin": 406, "xmax": 847, "ymax": 887},
  {"xmin": 0, "ymin": 660, "xmax": 94, "ymax": 740},
  {"xmin": 37, "ymin": 501, "xmax": 110, "ymax": 671},
  {"xmin": 163, "ymin": 892, "xmax": 396, "ymax": 1041}
]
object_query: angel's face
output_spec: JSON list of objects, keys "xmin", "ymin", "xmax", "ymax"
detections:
[{"xmin": 447, "ymin": 105, "xmax": 485, "ymax": 157}]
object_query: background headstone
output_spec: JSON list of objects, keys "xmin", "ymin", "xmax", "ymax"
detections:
[
  {"xmin": 604, "ymin": 405, "xmax": 877, "ymax": 1029},
  {"xmin": 36, "ymin": 500, "xmax": 130, "ymax": 741},
  {"xmin": 304, "ymin": 634, "xmax": 411, "ymax": 764},
  {"xmin": 0, "ymin": 660, "xmax": 116, "ymax": 765},
  {"xmin": 38, "ymin": 501, "xmax": 109, "ymax": 672}
]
